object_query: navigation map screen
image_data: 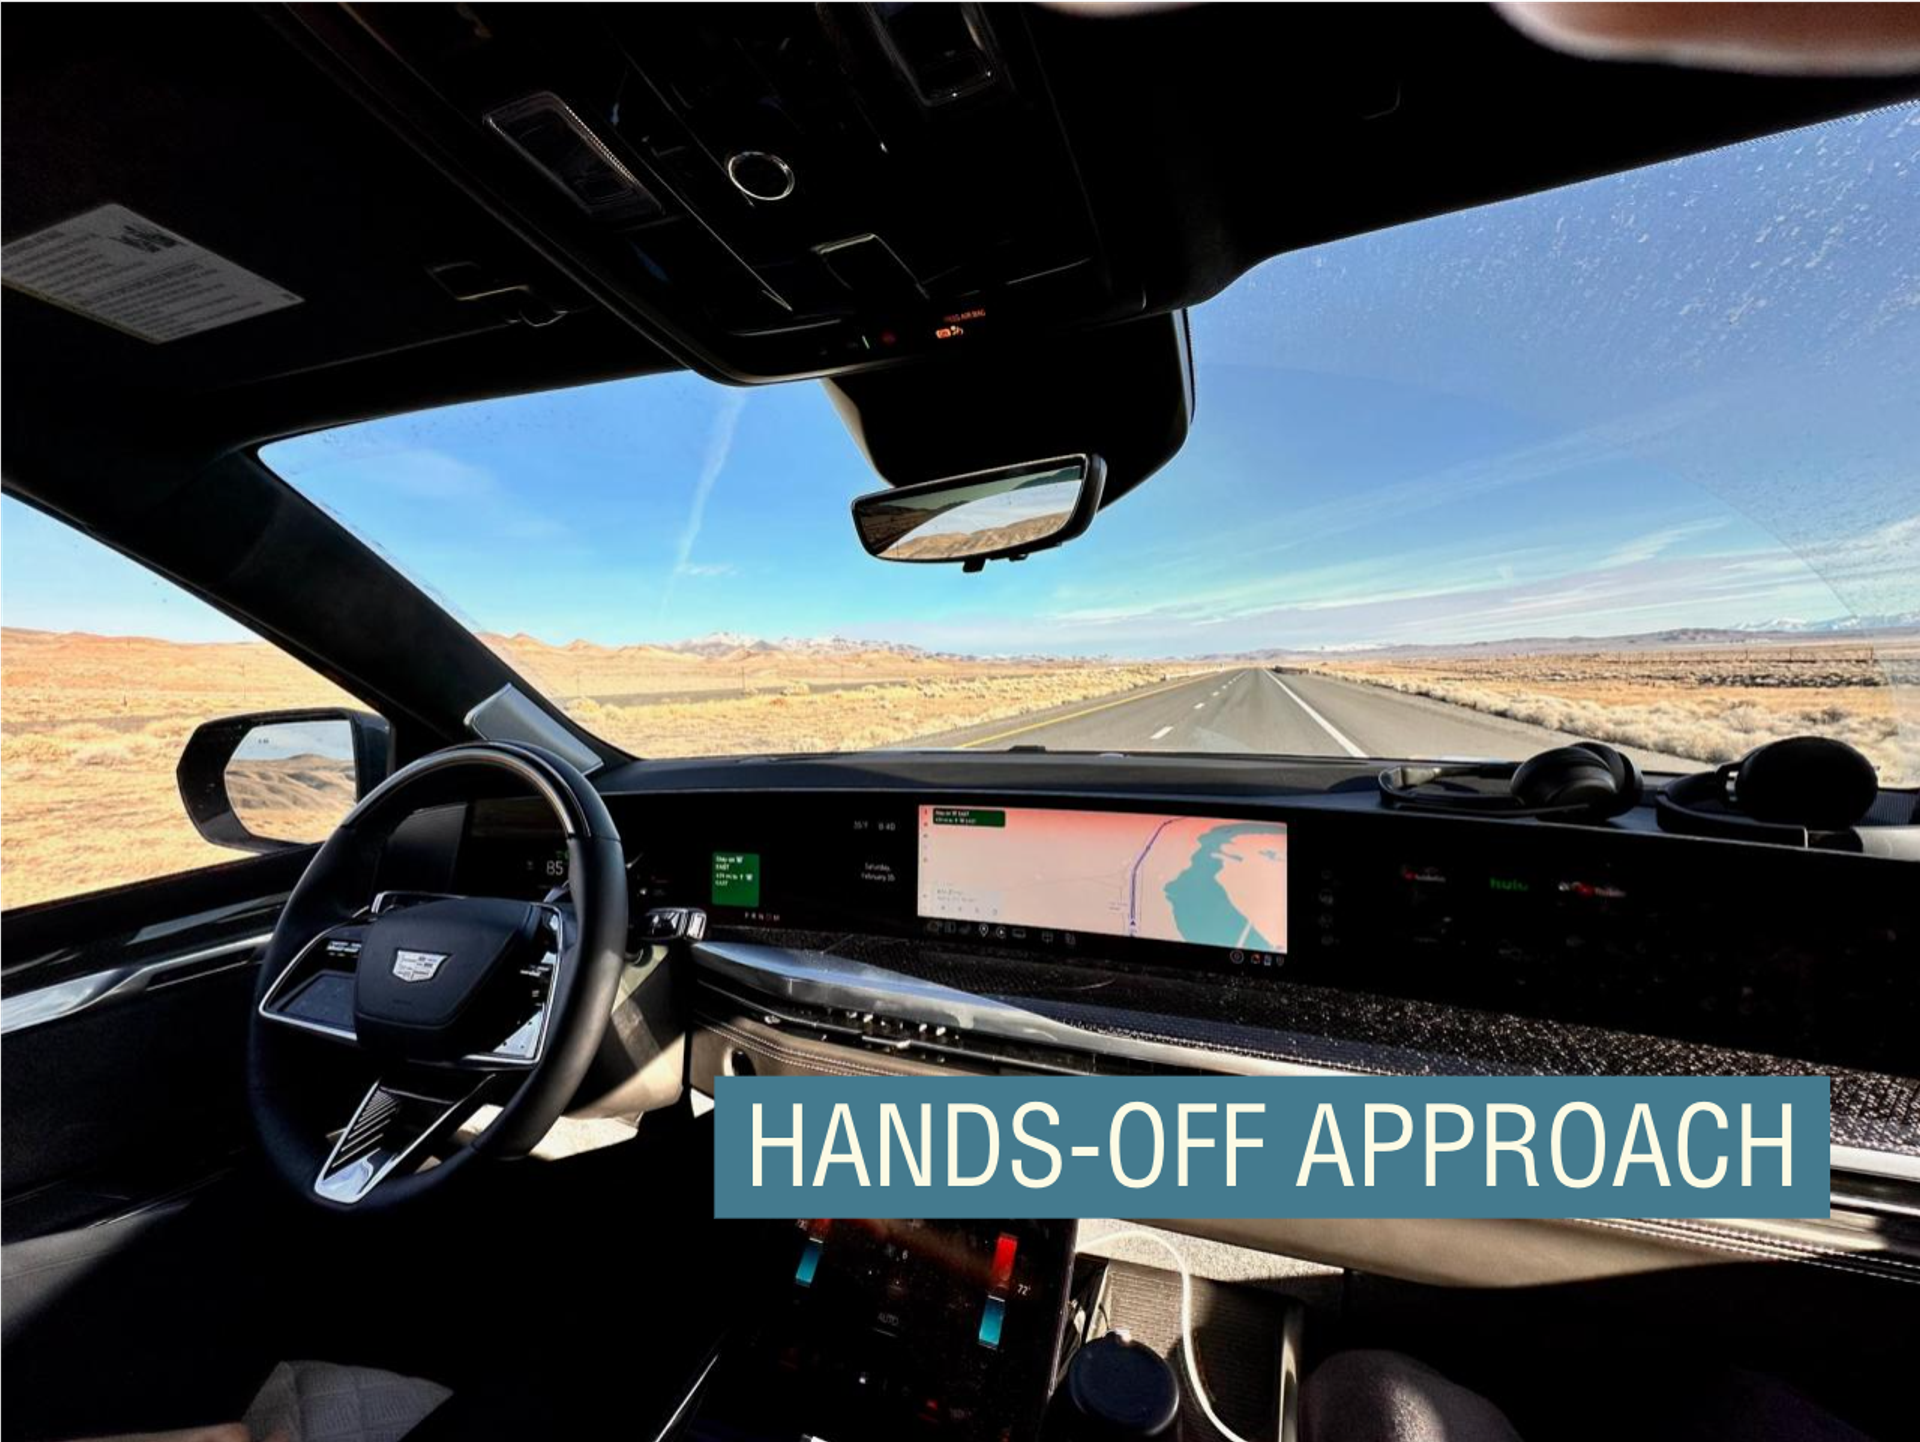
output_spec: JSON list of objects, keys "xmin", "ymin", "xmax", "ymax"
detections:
[{"xmin": 916, "ymin": 806, "xmax": 1288, "ymax": 956}]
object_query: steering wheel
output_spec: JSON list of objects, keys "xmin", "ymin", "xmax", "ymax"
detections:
[{"xmin": 249, "ymin": 742, "xmax": 628, "ymax": 1210}]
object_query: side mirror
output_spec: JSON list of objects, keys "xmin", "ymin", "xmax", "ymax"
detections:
[
  {"xmin": 176, "ymin": 709, "xmax": 393, "ymax": 853},
  {"xmin": 851, "ymin": 455, "xmax": 1105, "ymax": 571}
]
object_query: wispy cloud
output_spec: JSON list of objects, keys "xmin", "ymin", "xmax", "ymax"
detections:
[
  {"xmin": 1594, "ymin": 517, "xmax": 1729, "ymax": 569},
  {"xmin": 857, "ymin": 546, "xmax": 1852, "ymax": 657},
  {"xmin": 673, "ymin": 391, "xmax": 748, "ymax": 574},
  {"xmin": 1088, "ymin": 400, "xmax": 1703, "ymax": 595},
  {"xmin": 658, "ymin": 391, "xmax": 749, "ymax": 620}
]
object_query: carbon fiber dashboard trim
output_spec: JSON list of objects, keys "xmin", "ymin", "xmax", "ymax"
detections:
[{"xmin": 691, "ymin": 930, "xmax": 1920, "ymax": 1163}]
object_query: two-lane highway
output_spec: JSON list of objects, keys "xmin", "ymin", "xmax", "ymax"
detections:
[{"xmin": 912, "ymin": 667, "xmax": 1703, "ymax": 771}]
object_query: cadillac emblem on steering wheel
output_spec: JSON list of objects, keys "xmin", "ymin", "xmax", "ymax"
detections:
[{"xmin": 391, "ymin": 949, "xmax": 448, "ymax": 983}]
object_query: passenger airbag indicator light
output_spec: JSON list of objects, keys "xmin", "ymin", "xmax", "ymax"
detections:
[
  {"xmin": 1558, "ymin": 879, "xmax": 1628, "ymax": 900},
  {"xmin": 795, "ymin": 1236, "xmax": 824, "ymax": 1287},
  {"xmin": 977, "ymin": 1295, "xmax": 1005, "ymax": 1349},
  {"xmin": 989, "ymin": 1232, "xmax": 1018, "ymax": 1290}
]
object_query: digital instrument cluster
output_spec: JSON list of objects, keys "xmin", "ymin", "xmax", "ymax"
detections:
[{"xmin": 460, "ymin": 795, "xmax": 1294, "ymax": 973}]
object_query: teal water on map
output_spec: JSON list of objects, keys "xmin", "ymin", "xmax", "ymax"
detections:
[{"xmin": 1162, "ymin": 822, "xmax": 1282, "ymax": 949}]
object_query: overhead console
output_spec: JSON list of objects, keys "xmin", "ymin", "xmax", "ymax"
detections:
[{"xmin": 289, "ymin": 4, "xmax": 1127, "ymax": 380}]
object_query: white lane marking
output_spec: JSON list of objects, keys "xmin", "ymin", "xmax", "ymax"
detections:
[
  {"xmin": 1193, "ymin": 702, "xmax": 1206, "ymax": 710},
  {"xmin": 1149, "ymin": 725, "xmax": 1174, "ymax": 740},
  {"xmin": 1267, "ymin": 671, "xmax": 1367, "ymax": 758}
]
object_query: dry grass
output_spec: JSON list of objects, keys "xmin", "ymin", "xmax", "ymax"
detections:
[
  {"xmin": 478, "ymin": 632, "xmax": 1140, "ymax": 700},
  {"xmin": 1, "ymin": 627, "xmax": 1178, "ymax": 907},
  {"xmin": 564, "ymin": 664, "xmax": 1184, "ymax": 756},
  {"xmin": 486, "ymin": 630, "xmax": 1193, "ymax": 756},
  {"xmin": 1308, "ymin": 637, "xmax": 1920, "ymax": 785},
  {"xmin": 2, "ymin": 629, "xmax": 358, "ymax": 908}
]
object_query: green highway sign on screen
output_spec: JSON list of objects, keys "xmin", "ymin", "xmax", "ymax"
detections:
[{"xmin": 711, "ymin": 851, "xmax": 761, "ymax": 908}]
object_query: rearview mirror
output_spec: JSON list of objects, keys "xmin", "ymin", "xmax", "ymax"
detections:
[
  {"xmin": 851, "ymin": 455, "xmax": 1105, "ymax": 570},
  {"xmin": 177, "ymin": 708, "xmax": 393, "ymax": 853}
]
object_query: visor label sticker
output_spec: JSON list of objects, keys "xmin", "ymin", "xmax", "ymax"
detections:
[{"xmin": 3, "ymin": 203, "xmax": 302, "ymax": 343}]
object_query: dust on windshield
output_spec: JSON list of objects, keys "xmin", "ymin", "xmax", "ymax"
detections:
[{"xmin": 257, "ymin": 107, "xmax": 1919, "ymax": 781}]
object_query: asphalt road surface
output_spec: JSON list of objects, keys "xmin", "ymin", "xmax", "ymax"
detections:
[{"xmin": 913, "ymin": 667, "xmax": 1704, "ymax": 772}]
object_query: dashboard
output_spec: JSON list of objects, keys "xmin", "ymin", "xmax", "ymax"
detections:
[{"xmin": 434, "ymin": 753, "xmax": 1920, "ymax": 1080}]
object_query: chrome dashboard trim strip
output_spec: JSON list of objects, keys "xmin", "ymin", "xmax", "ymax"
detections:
[
  {"xmin": 1832, "ymin": 1145, "xmax": 1920, "ymax": 1185},
  {"xmin": 691, "ymin": 941, "xmax": 1920, "ymax": 1188},
  {"xmin": 689, "ymin": 941, "xmax": 1347, "ymax": 1079},
  {"xmin": 648, "ymin": 1350, "xmax": 722, "ymax": 1442},
  {"xmin": 1, "ymin": 933, "xmax": 272, "ymax": 1036}
]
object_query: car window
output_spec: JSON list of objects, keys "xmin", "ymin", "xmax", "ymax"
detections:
[
  {"xmin": 259, "ymin": 107, "xmax": 1920, "ymax": 785},
  {"xmin": 1, "ymin": 497, "xmax": 359, "ymax": 909}
]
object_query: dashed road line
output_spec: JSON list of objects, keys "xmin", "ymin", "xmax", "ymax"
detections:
[
  {"xmin": 1149, "ymin": 725, "xmax": 1174, "ymax": 740},
  {"xmin": 955, "ymin": 671, "xmax": 1223, "ymax": 749}
]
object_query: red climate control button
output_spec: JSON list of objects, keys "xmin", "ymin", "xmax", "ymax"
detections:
[{"xmin": 989, "ymin": 1232, "xmax": 1018, "ymax": 1291}]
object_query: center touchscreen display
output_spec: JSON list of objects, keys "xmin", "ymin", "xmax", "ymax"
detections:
[{"xmin": 917, "ymin": 806, "xmax": 1288, "ymax": 956}]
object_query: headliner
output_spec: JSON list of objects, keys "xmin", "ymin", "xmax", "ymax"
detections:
[{"xmin": 5, "ymin": 4, "xmax": 1916, "ymax": 459}]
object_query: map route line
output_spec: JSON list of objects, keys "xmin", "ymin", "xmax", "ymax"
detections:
[{"xmin": 1125, "ymin": 817, "xmax": 1181, "ymax": 935}]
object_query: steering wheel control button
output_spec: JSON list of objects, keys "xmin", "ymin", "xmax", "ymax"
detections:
[
  {"xmin": 491, "ymin": 1010, "xmax": 546, "ymax": 1061},
  {"xmin": 726, "ymin": 149, "xmax": 796, "ymax": 202}
]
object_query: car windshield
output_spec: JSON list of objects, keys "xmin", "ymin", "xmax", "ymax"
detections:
[{"xmin": 262, "ymin": 107, "xmax": 1919, "ymax": 782}]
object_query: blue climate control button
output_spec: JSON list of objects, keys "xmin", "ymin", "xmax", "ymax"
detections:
[{"xmin": 978, "ymin": 1295, "xmax": 1005, "ymax": 1349}]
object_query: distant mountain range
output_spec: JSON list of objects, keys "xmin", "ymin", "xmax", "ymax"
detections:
[
  {"xmin": 659, "ymin": 632, "xmax": 933, "ymax": 659},
  {"xmin": 1239, "ymin": 614, "xmax": 1920, "ymax": 663},
  {"xmin": 1724, "ymin": 613, "xmax": 1920, "ymax": 634},
  {"xmin": 474, "ymin": 614, "xmax": 1920, "ymax": 669},
  {"xmin": 477, "ymin": 629, "xmax": 1083, "ymax": 672}
]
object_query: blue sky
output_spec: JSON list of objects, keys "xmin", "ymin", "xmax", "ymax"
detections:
[{"xmin": 6, "ymin": 107, "xmax": 1916, "ymax": 655}]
